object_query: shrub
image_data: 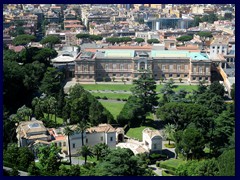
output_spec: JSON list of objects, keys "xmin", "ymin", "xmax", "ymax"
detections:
[
  {"xmin": 95, "ymin": 96, "xmax": 101, "ymax": 99},
  {"xmin": 164, "ymin": 143, "xmax": 175, "ymax": 148},
  {"xmin": 117, "ymin": 98, "xmax": 121, "ymax": 101},
  {"xmin": 102, "ymin": 96, "xmax": 108, "ymax": 100}
]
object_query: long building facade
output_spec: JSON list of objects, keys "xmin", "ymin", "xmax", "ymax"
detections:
[{"xmin": 75, "ymin": 48, "xmax": 212, "ymax": 83}]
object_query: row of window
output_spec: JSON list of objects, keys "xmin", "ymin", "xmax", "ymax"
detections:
[
  {"xmin": 103, "ymin": 64, "xmax": 132, "ymax": 70},
  {"xmin": 192, "ymin": 77, "xmax": 209, "ymax": 81},
  {"xmin": 55, "ymin": 142, "xmax": 66, "ymax": 147},
  {"xmin": 193, "ymin": 67, "xmax": 209, "ymax": 73},
  {"xmin": 71, "ymin": 136, "xmax": 114, "ymax": 149}
]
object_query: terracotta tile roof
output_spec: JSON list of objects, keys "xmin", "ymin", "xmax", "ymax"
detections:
[
  {"xmin": 86, "ymin": 124, "xmax": 116, "ymax": 133},
  {"xmin": 28, "ymin": 134, "xmax": 48, "ymax": 140}
]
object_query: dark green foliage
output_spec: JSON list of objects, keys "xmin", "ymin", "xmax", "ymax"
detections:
[
  {"xmin": 131, "ymin": 71, "xmax": 158, "ymax": 123},
  {"xmin": 37, "ymin": 144, "xmax": 62, "ymax": 175},
  {"xmin": 176, "ymin": 35, "xmax": 193, "ymax": 43},
  {"xmin": 157, "ymin": 102, "xmax": 212, "ymax": 134},
  {"xmin": 40, "ymin": 35, "xmax": 61, "ymax": 49},
  {"xmin": 208, "ymin": 81, "xmax": 225, "ymax": 97},
  {"xmin": 147, "ymin": 38, "xmax": 160, "ymax": 44},
  {"xmin": 28, "ymin": 162, "xmax": 41, "ymax": 176},
  {"xmin": 57, "ymin": 87, "xmax": 65, "ymax": 117},
  {"xmin": 217, "ymin": 149, "xmax": 235, "ymax": 176},
  {"xmin": 79, "ymin": 145, "xmax": 94, "ymax": 164},
  {"xmin": 76, "ymin": 33, "xmax": 90, "ymax": 39},
  {"xmin": 197, "ymin": 31, "xmax": 213, "ymax": 39},
  {"xmin": 9, "ymin": 167, "xmax": 20, "ymax": 176},
  {"xmin": 3, "ymin": 144, "xmax": 35, "ymax": 171},
  {"xmin": 196, "ymin": 92, "xmax": 226, "ymax": 116},
  {"xmin": 33, "ymin": 48, "xmax": 58, "ymax": 65},
  {"xmin": 117, "ymin": 96, "xmax": 144, "ymax": 127},
  {"xmin": 134, "ymin": 38, "xmax": 145, "ymax": 43},
  {"xmin": 92, "ymin": 143, "xmax": 110, "ymax": 161},
  {"xmin": 93, "ymin": 148, "xmax": 147, "ymax": 176},
  {"xmin": 210, "ymin": 109, "xmax": 235, "ymax": 156},
  {"xmin": 182, "ymin": 127, "xmax": 205, "ymax": 160},
  {"xmin": 63, "ymin": 84, "xmax": 114, "ymax": 126},
  {"xmin": 4, "ymin": 49, "xmax": 19, "ymax": 62},
  {"xmin": 230, "ymin": 83, "xmax": 235, "ymax": 101},
  {"xmin": 12, "ymin": 34, "xmax": 36, "ymax": 46},
  {"xmin": 89, "ymin": 35, "xmax": 103, "ymax": 41},
  {"xmin": 40, "ymin": 67, "xmax": 63, "ymax": 97},
  {"xmin": 176, "ymin": 159, "xmax": 219, "ymax": 176},
  {"xmin": 56, "ymin": 165, "xmax": 81, "ymax": 176},
  {"xmin": 201, "ymin": 13, "xmax": 218, "ymax": 23}
]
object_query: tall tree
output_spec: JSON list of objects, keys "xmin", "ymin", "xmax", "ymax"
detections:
[
  {"xmin": 131, "ymin": 71, "xmax": 158, "ymax": 123},
  {"xmin": 12, "ymin": 34, "xmax": 36, "ymax": 47},
  {"xmin": 63, "ymin": 126, "xmax": 74, "ymax": 165},
  {"xmin": 12, "ymin": 34, "xmax": 36, "ymax": 63},
  {"xmin": 92, "ymin": 143, "xmax": 110, "ymax": 161},
  {"xmin": 93, "ymin": 148, "xmax": 146, "ymax": 176},
  {"xmin": 40, "ymin": 35, "xmax": 61, "ymax": 49},
  {"xmin": 163, "ymin": 123, "xmax": 176, "ymax": 145},
  {"xmin": 77, "ymin": 121, "xmax": 90, "ymax": 147},
  {"xmin": 208, "ymin": 81, "xmax": 225, "ymax": 97},
  {"xmin": 32, "ymin": 97, "xmax": 44, "ymax": 120},
  {"xmin": 177, "ymin": 126, "xmax": 205, "ymax": 160},
  {"xmin": 79, "ymin": 145, "xmax": 93, "ymax": 164},
  {"xmin": 40, "ymin": 67, "xmax": 63, "ymax": 97},
  {"xmin": 37, "ymin": 143, "xmax": 62, "ymax": 175}
]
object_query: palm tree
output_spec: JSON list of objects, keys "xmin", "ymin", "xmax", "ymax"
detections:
[
  {"xmin": 79, "ymin": 145, "xmax": 93, "ymax": 164},
  {"xmin": 77, "ymin": 121, "xmax": 90, "ymax": 146},
  {"xmin": 32, "ymin": 97, "xmax": 44, "ymax": 119},
  {"xmin": 164, "ymin": 123, "xmax": 176, "ymax": 145},
  {"xmin": 17, "ymin": 105, "xmax": 32, "ymax": 121},
  {"xmin": 43, "ymin": 96, "xmax": 57, "ymax": 121},
  {"xmin": 93, "ymin": 143, "xmax": 109, "ymax": 160},
  {"xmin": 63, "ymin": 126, "xmax": 74, "ymax": 165}
]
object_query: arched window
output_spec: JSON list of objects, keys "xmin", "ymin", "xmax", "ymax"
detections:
[{"xmin": 140, "ymin": 62, "xmax": 145, "ymax": 70}]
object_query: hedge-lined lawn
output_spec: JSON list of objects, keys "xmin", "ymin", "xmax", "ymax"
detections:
[
  {"xmin": 126, "ymin": 126, "xmax": 156, "ymax": 141},
  {"xmin": 100, "ymin": 101, "xmax": 126, "ymax": 120},
  {"xmin": 156, "ymin": 85, "xmax": 198, "ymax": 92},
  {"xmin": 82, "ymin": 84, "xmax": 197, "ymax": 93},
  {"xmin": 160, "ymin": 158, "xmax": 186, "ymax": 170},
  {"xmin": 91, "ymin": 92, "xmax": 131, "ymax": 100},
  {"xmin": 81, "ymin": 84, "xmax": 133, "ymax": 91}
]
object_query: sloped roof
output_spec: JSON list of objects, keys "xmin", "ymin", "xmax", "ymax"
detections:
[
  {"xmin": 143, "ymin": 128, "xmax": 162, "ymax": 139},
  {"xmin": 86, "ymin": 124, "xmax": 116, "ymax": 133}
]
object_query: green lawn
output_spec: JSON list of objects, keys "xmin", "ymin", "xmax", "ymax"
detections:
[
  {"xmin": 79, "ymin": 156, "xmax": 98, "ymax": 163},
  {"xmin": 81, "ymin": 84, "xmax": 133, "ymax": 91},
  {"xmin": 156, "ymin": 84, "xmax": 198, "ymax": 92},
  {"xmin": 82, "ymin": 84, "xmax": 197, "ymax": 93},
  {"xmin": 160, "ymin": 158, "xmax": 186, "ymax": 170},
  {"xmin": 100, "ymin": 101, "xmax": 126, "ymax": 120},
  {"xmin": 91, "ymin": 92, "xmax": 130, "ymax": 100},
  {"xmin": 126, "ymin": 126, "xmax": 156, "ymax": 141},
  {"xmin": 44, "ymin": 113, "xmax": 64, "ymax": 125}
]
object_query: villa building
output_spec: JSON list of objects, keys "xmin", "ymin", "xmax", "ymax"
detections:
[{"xmin": 75, "ymin": 48, "xmax": 212, "ymax": 84}]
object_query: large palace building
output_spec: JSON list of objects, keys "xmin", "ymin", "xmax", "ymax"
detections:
[{"xmin": 74, "ymin": 48, "xmax": 211, "ymax": 83}]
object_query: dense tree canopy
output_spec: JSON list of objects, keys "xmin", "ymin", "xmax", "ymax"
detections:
[
  {"xmin": 93, "ymin": 148, "xmax": 147, "ymax": 176},
  {"xmin": 176, "ymin": 35, "xmax": 193, "ymax": 44},
  {"xmin": 131, "ymin": 71, "xmax": 158, "ymax": 122},
  {"xmin": 40, "ymin": 35, "xmax": 61, "ymax": 49},
  {"xmin": 147, "ymin": 38, "xmax": 160, "ymax": 44},
  {"xmin": 12, "ymin": 34, "xmax": 36, "ymax": 46}
]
